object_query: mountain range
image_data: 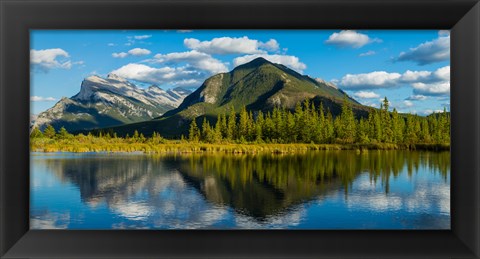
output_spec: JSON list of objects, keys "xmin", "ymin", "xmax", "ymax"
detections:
[{"xmin": 32, "ymin": 74, "xmax": 192, "ymax": 132}]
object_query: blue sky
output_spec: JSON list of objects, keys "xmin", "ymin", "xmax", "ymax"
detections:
[{"xmin": 30, "ymin": 30, "xmax": 450, "ymax": 115}]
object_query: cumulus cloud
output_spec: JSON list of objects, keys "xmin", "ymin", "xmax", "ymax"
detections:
[
  {"xmin": 151, "ymin": 50, "xmax": 228, "ymax": 74},
  {"xmin": 113, "ymin": 48, "xmax": 152, "ymax": 58},
  {"xmin": 128, "ymin": 48, "xmax": 151, "ymax": 56},
  {"xmin": 353, "ymin": 91, "xmax": 380, "ymax": 99},
  {"xmin": 233, "ymin": 54, "xmax": 306, "ymax": 73},
  {"xmin": 259, "ymin": 39, "xmax": 280, "ymax": 52},
  {"xmin": 338, "ymin": 66, "xmax": 450, "ymax": 96},
  {"xmin": 412, "ymin": 81, "xmax": 450, "ymax": 96},
  {"xmin": 115, "ymin": 50, "xmax": 230, "ymax": 87},
  {"xmin": 338, "ymin": 71, "xmax": 402, "ymax": 89},
  {"xmin": 177, "ymin": 30, "xmax": 193, "ymax": 33},
  {"xmin": 111, "ymin": 63, "xmax": 205, "ymax": 86},
  {"xmin": 30, "ymin": 96, "xmax": 57, "ymax": 102},
  {"xmin": 359, "ymin": 50, "xmax": 376, "ymax": 57},
  {"xmin": 30, "ymin": 48, "xmax": 73, "ymax": 72},
  {"xmin": 325, "ymin": 30, "xmax": 381, "ymax": 48},
  {"xmin": 396, "ymin": 35, "xmax": 450, "ymax": 65},
  {"xmin": 184, "ymin": 36, "xmax": 280, "ymax": 55},
  {"xmin": 133, "ymin": 35, "xmax": 152, "ymax": 40}
]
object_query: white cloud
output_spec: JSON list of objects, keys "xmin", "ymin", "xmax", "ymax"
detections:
[
  {"xmin": 233, "ymin": 54, "xmax": 306, "ymax": 73},
  {"xmin": 399, "ymin": 70, "xmax": 432, "ymax": 82},
  {"xmin": 338, "ymin": 71, "xmax": 401, "ymax": 89},
  {"xmin": 112, "ymin": 52, "xmax": 128, "ymax": 58},
  {"xmin": 412, "ymin": 81, "xmax": 450, "ymax": 96},
  {"xmin": 403, "ymin": 100, "xmax": 414, "ymax": 107},
  {"xmin": 128, "ymin": 48, "xmax": 151, "ymax": 56},
  {"xmin": 30, "ymin": 48, "xmax": 72, "ymax": 72},
  {"xmin": 325, "ymin": 30, "xmax": 381, "ymax": 48},
  {"xmin": 133, "ymin": 35, "xmax": 152, "ymax": 40},
  {"xmin": 184, "ymin": 36, "xmax": 279, "ymax": 55},
  {"xmin": 432, "ymin": 65, "xmax": 450, "ymax": 81},
  {"xmin": 338, "ymin": 66, "xmax": 450, "ymax": 96},
  {"xmin": 30, "ymin": 96, "xmax": 57, "ymax": 102},
  {"xmin": 259, "ymin": 39, "xmax": 280, "ymax": 52},
  {"xmin": 113, "ymin": 48, "xmax": 152, "ymax": 58},
  {"xmin": 396, "ymin": 35, "xmax": 450, "ymax": 65},
  {"xmin": 406, "ymin": 95, "xmax": 427, "ymax": 101},
  {"xmin": 152, "ymin": 50, "xmax": 228, "ymax": 74},
  {"xmin": 353, "ymin": 91, "xmax": 380, "ymax": 99},
  {"xmin": 107, "ymin": 43, "xmax": 116, "ymax": 47},
  {"xmin": 359, "ymin": 50, "xmax": 376, "ymax": 57},
  {"xmin": 111, "ymin": 63, "xmax": 204, "ymax": 86},
  {"xmin": 177, "ymin": 30, "xmax": 193, "ymax": 33}
]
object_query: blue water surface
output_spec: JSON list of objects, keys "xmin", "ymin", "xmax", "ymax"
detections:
[{"xmin": 30, "ymin": 151, "xmax": 450, "ymax": 229}]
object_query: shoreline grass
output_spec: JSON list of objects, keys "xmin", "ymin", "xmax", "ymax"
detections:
[{"xmin": 31, "ymin": 138, "xmax": 450, "ymax": 154}]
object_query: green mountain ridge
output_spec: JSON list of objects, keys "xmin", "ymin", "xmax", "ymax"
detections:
[{"xmin": 103, "ymin": 57, "xmax": 371, "ymax": 138}]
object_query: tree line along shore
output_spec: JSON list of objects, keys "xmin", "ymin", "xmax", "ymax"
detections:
[{"xmin": 30, "ymin": 98, "xmax": 450, "ymax": 154}]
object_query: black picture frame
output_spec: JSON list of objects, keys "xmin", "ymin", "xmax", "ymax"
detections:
[{"xmin": 1, "ymin": 0, "xmax": 479, "ymax": 258}]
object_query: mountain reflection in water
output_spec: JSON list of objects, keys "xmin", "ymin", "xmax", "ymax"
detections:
[{"xmin": 30, "ymin": 150, "xmax": 450, "ymax": 229}]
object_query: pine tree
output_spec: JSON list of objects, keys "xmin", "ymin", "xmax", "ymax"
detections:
[
  {"xmin": 337, "ymin": 97, "xmax": 356, "ymax": 143},
  {"xmin": 420, "ymin": 119, "xmax": 431, "ymax": 143},
  {"xmin": 373, "ymin": 109, "xmax": 382, "ymax": 143},
  {"xmin": 44, "ymin": 125, "xmax": 56, "ymax": 138},
  {"xmin": 200, "ymin": 117, "xmax": 214, "ymax": 143},
  {"xmin": 226, "ymin": 107, "xmax": 236, "ymax": 141},
  {"xmin": 30, "ymin": 127, "xmax": 43, "ymax": 138},
  {"xmin": 405, "ymin": 114, "xmax": 418, "ymax": 144},
  {"xmin": 255, "ymin": 111, "xmax": 265, "ymax": 142},
  {"xmin": 381, "ymin": 97, "xmax": 393, "ymax": 142},
  {"xmin": 316, "ymin": 102, "xmax": 326, "ymax": 143},
  {"xmin": 238, "ymin": 106, "xmax": 249, "ymax": 138},
  {"xmin": 133, "ymin": 130, "xmax": 140, "ymax": 140},
  {"xmin": 286, "ymin": 111, "xmax": 296, "ymax": 142},
  {"xmin": 219, "ymin": 113, "xmax": 228, "ymax": 139},
  {"xmin": 58, "ymin": 126, "xmax": 70, "ymax": 139},
  {"xmin": 188, "ymin": 118, "xmax": 200, "ymax": 142},
  {"xmin": 247, "ymin": 111, "xmax": 255, "ymax": 141},
  {"xmin": 214, "ymin": 114, "xmax": 223, "ymax": 143},
  {"xmin": 325, "ymin": 109, "xmax": 335, "ymax": 143},
  {"xmin": 391, "ymin": 108, "xmax": 403, "ymax": 143}
]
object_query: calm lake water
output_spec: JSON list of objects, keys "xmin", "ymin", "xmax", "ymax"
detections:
[{"xmin": 30, "ymin": 150, "xmax": 450, "ymax": 229}]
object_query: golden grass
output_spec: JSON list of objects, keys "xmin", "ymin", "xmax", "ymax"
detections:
[{"xmin": 31, "ymin": 137, "xmax": 450, "ymax": 154}]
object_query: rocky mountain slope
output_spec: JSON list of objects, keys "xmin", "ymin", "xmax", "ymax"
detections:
[{"xmin": 32, "ymin": 74, "xmax": 191, "ymax": 132}]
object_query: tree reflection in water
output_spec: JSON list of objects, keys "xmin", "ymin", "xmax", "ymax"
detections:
[{"xmin": 35, "ymin": 150, "xmax": 450, "ymax": 228}]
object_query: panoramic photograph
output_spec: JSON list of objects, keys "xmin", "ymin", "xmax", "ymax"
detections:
[{"xmin": 30, "ymin": 30, "xmax": 450, "ymax": 229}]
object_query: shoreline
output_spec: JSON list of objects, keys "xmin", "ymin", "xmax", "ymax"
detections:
[{"xmin": 30, "ymin": 143, "xmax": 450, "ymax": 154}]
